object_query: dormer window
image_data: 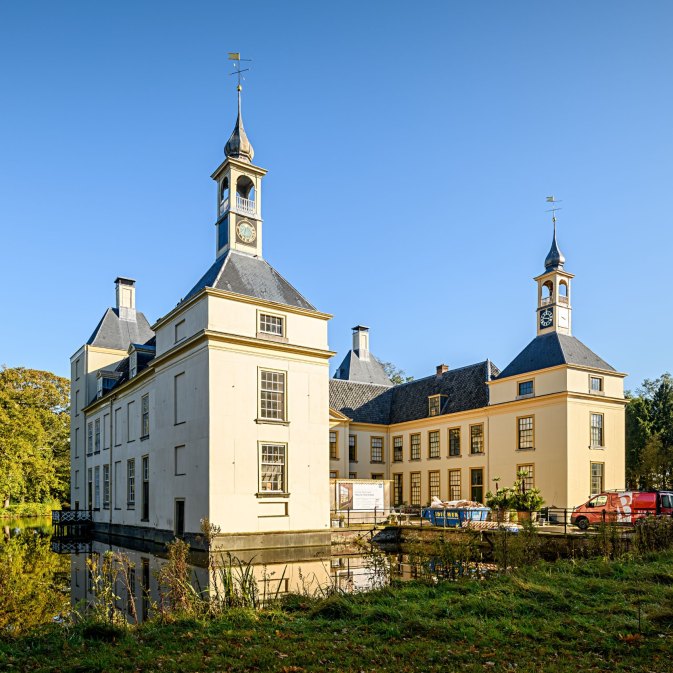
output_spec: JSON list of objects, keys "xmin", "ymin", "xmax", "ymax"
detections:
[
  {"xmin": 96, "ymin": 371, "xmax": 121, "ymax": 399},
  {"xmin": 428, "ymin": 395, "xmax": 446, "ymax": 417},
  {"xmin": 517, "ymin": 380, "xmax": 534, "ymax": 398},
  {"xmin": 129, "ymin": 351, "xmax": 138, "ymax": 379}
]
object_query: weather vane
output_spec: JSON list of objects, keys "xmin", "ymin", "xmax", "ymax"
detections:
[
  {"xmin": 228, "ymin": 52, "xmax": 252, "ymax": 90},
  {"xmin": 545, "ymin": 195, "xmax": 562, "ymax": 232}
]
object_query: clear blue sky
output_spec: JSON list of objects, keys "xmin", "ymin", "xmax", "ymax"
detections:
[{"xmin": 1, "ymin": 1, "xmax": 671, "ymax": 390}]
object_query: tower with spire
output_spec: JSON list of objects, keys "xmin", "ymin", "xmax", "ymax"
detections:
[
  {"xmin": 211, "ymin": 83, "xmax": 267, "ymax": 259},
  {"xmin": 533, "ymin": 217, "xmax": 574, "ymax": 336}
]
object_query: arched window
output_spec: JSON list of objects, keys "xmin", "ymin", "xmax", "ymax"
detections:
[
  {"xmin": 541, "ymin": 280, "xmax": 553, "ymax": 304},
  {"xmin": 220, "ymin": 177, "xmax": 229, "ymax": 203},
  {"xmin": 236, "ymin": 175, "xmax": 255, "ymax": 201},
  {"xmin": 559, "ymin": 280, "xmax": 568, "ymax": 296}
]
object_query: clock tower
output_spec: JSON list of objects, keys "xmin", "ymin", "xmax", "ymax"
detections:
[
  {"xmin": 533, "ymin": 218, "xmax": 573, "ymax": 336},
  {"xmin": 211, "ymin": 84, "xmax": 267, "ymax": 259}
]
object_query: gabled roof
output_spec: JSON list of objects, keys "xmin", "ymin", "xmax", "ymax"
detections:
[
  {"xmin": 329, "ymin": 360, "xmax": 498, "ymax": 426},
  {"xmin": 333, "ymin": 351, "xmax": 393, "ymax": 387},
  {"xmin": 496, "ymin": 332, "xmax": 615, "ymax": 380},
  {"xmin": 183, "ymin": 249, "xmax": 316, "ymax": 310},
  {"xmin": 87, "ymin": 308, "xmax": 154, "ymax": 351}
]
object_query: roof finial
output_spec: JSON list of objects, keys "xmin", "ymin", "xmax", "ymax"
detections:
[
  {"xmin": 544, "ymin": 196, "xmax": 565, "ymax": 271},
  {"xmin": 224, "ymin": 53, "xmax": 254, "ymax": 163}
]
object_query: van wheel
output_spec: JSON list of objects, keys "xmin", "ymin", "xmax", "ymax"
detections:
[{"xmin": 576, "ymin": 517, "xmax": 589, "ymax": 531}]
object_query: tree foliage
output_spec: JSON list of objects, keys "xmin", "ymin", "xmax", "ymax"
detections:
[
  {"xmin": 381, "ymin": 361, "xmax": 414, "ymax": 385},
  {"xmin": 0, "ymin": 366, "xmax": 70, "ymax": 506},
  {"xmin": 625, "ymin": 373, "xmax": 673, "ymax": 489}
]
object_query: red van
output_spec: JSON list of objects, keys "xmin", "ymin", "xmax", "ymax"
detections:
[{"xmin": 571, "ymin": 491, "xmax": 673, "ymax": 530}]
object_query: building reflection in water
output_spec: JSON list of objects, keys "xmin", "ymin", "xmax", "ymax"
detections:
[{"xmin": 69, "ymin": 538, "xmax": 390, "ymax": 623}]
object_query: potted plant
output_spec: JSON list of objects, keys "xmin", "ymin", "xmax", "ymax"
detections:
[
  {"xmin": 485, "ymin": 478, "xmax": 514, "ymax": 522},
  {"xmin": 512, "ymin": 471, "xmax": 545, "ymax": 522}
]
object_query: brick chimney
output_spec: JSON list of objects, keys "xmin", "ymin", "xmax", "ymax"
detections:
[{"xmin": 436, "ymin": 364, "xmax": 449, "ymax": 378}]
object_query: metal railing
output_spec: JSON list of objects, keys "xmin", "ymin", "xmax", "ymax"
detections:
[{"xmin": 52, "ymin": 510, "xmax": 92, "ymax": 525}]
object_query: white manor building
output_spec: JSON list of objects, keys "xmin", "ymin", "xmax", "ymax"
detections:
[{"xmin": 70, "ymin": 87, "xmax": 626, "ymax": 548}]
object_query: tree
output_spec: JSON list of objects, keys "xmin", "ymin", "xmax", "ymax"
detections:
[
  {"xmin": 0, "ymin": 367, "xmax": 70, "ymax": 507},
  {"xmin": 381, "ymin": 361, "xmax": 414, "ymax": 385},
  {"xmin": 626, "ymin": 373, "xmax": 673, "ymax": 489}
]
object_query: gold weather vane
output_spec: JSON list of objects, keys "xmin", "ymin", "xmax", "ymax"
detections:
[
  {"xmin": 545, "ymin": 195, "xmax": 562, "ymax": 231},
  {"xmin": 228, "ymin": 52, "xmax": 252, "ymax": 90}
]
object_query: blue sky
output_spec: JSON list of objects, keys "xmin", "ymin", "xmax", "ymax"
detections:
[{"xmin": 1, "ymin": 1, "xmax": 671, "ymax": 389}]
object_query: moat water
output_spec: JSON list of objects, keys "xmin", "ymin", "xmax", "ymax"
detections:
[{"xmin": 0, "ymin": 517, "xmax": 400, "ymax": 631}]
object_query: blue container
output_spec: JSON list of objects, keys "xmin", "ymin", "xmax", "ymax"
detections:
[{"xmin": 421, "ymin": 507, "xmax": 491, "ymax": 527}]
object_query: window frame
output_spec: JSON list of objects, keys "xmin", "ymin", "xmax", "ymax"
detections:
[
  {"xmin": 428, "ymin": 470, "xmax": 440, "ymax": 501},
  {"xmin": 428, "ymin": 395, "xmax": 442, "ymax": 417},
  {"xmin": 141, "ymin": 393, "xmax": 150, "ymax": 439},
  {"xmin": 94, "ymin": 418, "xmax": 101, "ymax": 454},
  {"xmin": 448, "ymin": 469, "xmax": 461, "ymax": 501},
  {"xmin": 94, "ymin": 466, "xmax": 100, "ymax": 510},
  {"xmin": 410, "ymin": 433, "xmax": 421, "ymax": 461},
  {"xmin": 329, "ymin": 430, "xmax": 338, "ymax": 460},
  {"xmin": 470, "ymin": 467, "xmax": 485, "ymax": 503},
  {"xmin": 428, "ymin": 430, "xmax": 440, "ymax": 459},
  {"xmin": 87, "ymin": 422, "xmax": 93, "ymax": 456},
  {"xmin": 258, "ymin": 442, "xmax": 288, "ymax": 496},
  {"xmin": 348, "ymin": 434, "xmax": 357, "ymax": 462},
  {"xmin": 392, "ymin": 435, "xmax": 403, "ymax": 462},
  {"xmin": 517, "ymin": 415, "xmax": 535, "ymax": 451},
  {"xmin": 517, "ymin": 379, "xmax": 534, "ymax": 398},
  {"xmin": 517, "ymin": 463, "xmax": 535, "ymax": 491},
  {"xmin": 470, "ymin": 423, "xmax": 485, "ymax": 455},
  {"xmin": 392, "ymin": 473, "xmax": 403, "ymax": 506},
  {"xmin": 370, "ymin": 436, "xmax": 384, "ymax": 464},
  {"xmin": 590, "ymin": 461, "xmax": 605, "ymax": 495},
  {"xmin": 589, "ymin": 375, "xmax": 604, "ymax": 394},
  {"xmin": 590, "ymin": 412, "xmax": 605, "ymax": 448},
  {"xmin": 127, "ymin": 400, "xmax": 135, "ymax": 442},
  {"xmin": 258, "ymin": 310, "xmax": 286, "ymax": 338},
  {"xmin": 410, "ymin": 472, "xmax": 422, "ymax": 507},
  {"xmin": 103, "ymin": 464, "xmax": 110, "ymax": 509},
  {"xmin": 127, "ymin": 459, "xmax": 135, "ymax": 509},
  {"xmin": 258, "ymin": 368, "xmax": 288, "ymax": 423},
  {"xmin": 448, "ymin": 427, "xmax": 461, "ymax": 457}
]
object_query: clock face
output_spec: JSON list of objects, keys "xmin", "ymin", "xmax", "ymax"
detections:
[
  {"xmin": 236, "ymin": 220, "xmax": 256, "ymax": 244},
  {"xmin": 539, "ymin": 308, "xmax": 554, "ymax": 328}
]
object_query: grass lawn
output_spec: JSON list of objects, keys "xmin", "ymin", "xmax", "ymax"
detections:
[{"xmin": 2, "ymin": 552, "xmax": 672, "ymax": 672}]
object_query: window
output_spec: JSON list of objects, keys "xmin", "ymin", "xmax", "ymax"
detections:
[
  {"xmin": 141, "ymin": 394, "xmax": 150, "ymax": 438},
  {"xmin": 129, "ymin": 352, "xmax": 137, "ymax": 379},
  {"xmin": 349, "ymin": 472, "xmax": 357, "ymax": 479},
  {"xmin": 260, "ymin": 444, "xmax": 286, "ymax": 493},
  {"xmin": 175, "ymin": 319, "xmax": 186, "ymax": 343},
  {"xmin": 95, "ymin": 418, "xmax": 101, "ymax": 453},
  {"xmin": 470, "ymin": 468, "xmax": 484, "ymax": 503},
  {"xmin": 127, "ymin": 401, "xmax": 135, "ymax": 442},
  {"xmin": 591, "ymin": 413, "xmax": 604, "ymax": 447},
  {"xmin": 103, "ymin": 465, "xmax": 110, "ymax": 509},
  {"xmin": 349, "ymin": 435, "xmax": 357, "ymax": 462},
  {"xmin": 410, "ymin": 472, "xmax": 421, "ymax": 506},
  {"xmin": 103, "ymin": 413, "xmax": 110, "ymax": 449},
  {"xmin": 370, "ymin": 437, "xmax": 383, "ymax": 463},
  {"xmin": 127, "ymin": 459, "xmax": 135, "ymax": 508},
  {"xmin": 87, "ymin": 422, "xmax": 93, "ymax": 456},
  {"xmin": 74, "ymin": 427, "xmax": 79, "ymax": 458},
  {"xmin": 329, "ymin": 431, "xmax": 338, "ymax": 460},
  {"xmin": 449, "ymin": 427, "xmax": 461, "ymax": 457},
  {"xmin": 114, "ymin": 407, "xmax": 122, "ymax": 446},
  {"xmin": 75, "ymin": 390, "xmax": 79, "ymax": 416},
  {"xmin": 174, "ymin": 372, "xmax": 186, "ymax": 424},
  {"xmin": 259, "ymin": 313, "xmax": 284, "ymax": 337},
  {"xmin": 175, "ymin": 445, "xmax": 186, "ymax": 476},
  {"xmin": 393, "ymin": 436, "xmax": 403, "ymax": 462},
  {"xmin": 393, "ymin": 473, "xmax": 403, "ymax": 506},
  {"xmin": 371, "ymin": 473, "xmax": 383, "ymax": 480},
  {"xmin": 142, "ymin": 456, "xmax": 149, "ymax": 521},
  {"xmin": 428, "ymin": 430, "xmax": 440, "ymax": 459},
  {"xmin": 410, "ymin": 433, "xmax": 421, "ymax": 461},
  {"xmin": 517, "ymin": 416, "xmax": 534, "ymax": 450},
  {"xmin": 114, "ymin": 461, "xmax": 122, "ymax": 509},
  {"xmin": 470, "ymin": 424, "xmax": 484, "ymax": 454},
  {"xmin": 75, "ymin": 358, "xmax": 80, "ymax": 380},
  {"xmin": 94, "ymin": 466, "xmax": 100, "ymax": 509},
  {"xmin": 330, "ymin": 470, "xmax": 338, "ymax": 479},
  {"xmin": 518, "ymin": 380, "xmax": 534, "ymax": 397},
  {"xmin": 590, "ymin": 462, "xmax": 604, "ymax": 495},
  {"xmin": 259, "ymin": 370, "xmax": 286, "ymax": 421},
  {"xmin": 590, "ymin": 376, "xmax": 603, "ymax": 393},
  {"xmin": 87, "ymin": 468, "xmax": 92, "ymax": 510},
  {"xmin": 429, "ymin": 471, "xmax": 440, "ymax": 501},
  {"xmin": 449, "ymin": 469, "xmax": 461, "ymax": 500},
  {"xmin": 428, "ymin": 395, "xmax": 441, "ymax": 417},
  {"xmin": 517, "ymin": 464, "xmax": 535, "ymax": 491},
  {"xmin": 75, "ymin": 469, "xmax": 79, "ymax": 489}
]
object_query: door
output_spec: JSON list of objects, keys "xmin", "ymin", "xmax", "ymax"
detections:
[{"xmin": 174, "ymin": 499, "xmax": 185, "ymax": 536}]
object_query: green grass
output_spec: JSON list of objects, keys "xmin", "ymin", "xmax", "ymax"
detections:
[{"xmin": 2, "ymin": 552, "xmax": 673, "ymax": 672}]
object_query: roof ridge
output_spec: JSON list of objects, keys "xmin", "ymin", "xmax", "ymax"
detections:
[
  {"xmin": 395, "ymin": 359, "xmax": 492, "ymax": 387},
  {"xmin": 330, "ymin": 378, "xmax": 391, "ymax": 390}
]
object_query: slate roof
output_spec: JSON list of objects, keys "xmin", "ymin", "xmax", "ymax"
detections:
[
  {"xmin": 496, "ymin": 332, "xmax": 615, "ymax": 380},
  {"xmin": 329, "ymin": 380, "xmax": 393, "ymax": 424},
  {"xmin": 183, "ymin": 250, "xmax": 316, "ymax": 310},
  {"xmin": 87, "ymin": 309, "xmax": 154, "ymax": 351},
  {"xmin": 329, "ymin": 360, "xmax": 499, "ymax": 425},
  {"xmin": 333, "ymin": 351, "xmax": 393, "ymax": 387}
]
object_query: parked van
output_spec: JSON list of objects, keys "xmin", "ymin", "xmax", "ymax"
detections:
[{"xmin": 571, "ymin": 491, "xmax": 673, "ymax": 530}]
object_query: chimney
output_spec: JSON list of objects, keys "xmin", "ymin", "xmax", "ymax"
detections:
[
  {"xmin": 352, "ymin": 325, "xmax": 370, "ymax": 362},
  {"xmin": 115, "ymin": 277, "xmax": 136, "ymax": 321},
  {"xmin": 436, "ymin": 364, "xmax": 449, "ymax": 378}
]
